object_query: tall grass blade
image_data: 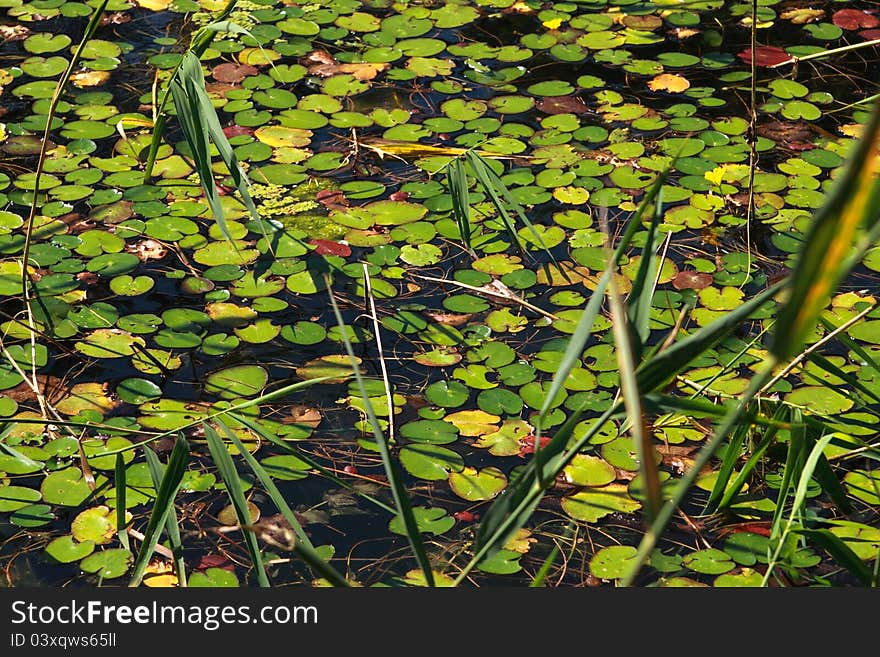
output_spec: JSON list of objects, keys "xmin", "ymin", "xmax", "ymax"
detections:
[
  {"xmin": 129, "ymin": 436, "xmax": 189, "ymax": 587},
  {"xmin": 114, "ymin": 453, "xmax": 130, "ymax": 552},
  {"xmin": 213, "ymin": 419, "xmax": 351, "ymax": 587},
  {"xmin": 464, "ymin": 152, "xmax": 526, "ymax": 254},
  {"xmin": 170, "ymin": 52, "xmax": 260, "ymax": 243},
  {"xmin": 770, "ymin": 101, "xmax": 880, "ymax": 361},
  {"xmin": 606, "ymin": 249, "xmax": 661, "ymax": 521},
  {"xmin": 762, "ymin": 433, "xmax": 835, "ymax": 585},
  {"xmin": 703, "ymin": 420, "xmax": 750, "ymax": 514},
  {"xmin": 446, "ymin": 157, "xmax": 473, "ymax": 255},
  {"xmin": 627, "ymin": 191, "xmax": 664, "ymax": 353},
  {"xmin": 204, "ymin": 425, "xmax": 269, "ymax": 587},
  {"xmin": 770, "ymin": 408, "xmax": 806, "ymax": 541},
  {"xmin": 620, "ymin": 364, "xmax": 775, "ymax": 586},
  {"xmin": 635, "ymin": 282, "xmax": 781, "ymax": 392},
  {"xmin": 143, "ymin": 0, "xmax": 241, "ymax": 179},
  {"xmin": 793, "ymin": 528, "xmax": 873, "ymax": 586},
  {"xmin": 145, "ymin": 446, "xmax": 187, "ymax": 587},
  {"xmin": 325, "ymin": 277, "xmax": 435, "ymax": 586}
]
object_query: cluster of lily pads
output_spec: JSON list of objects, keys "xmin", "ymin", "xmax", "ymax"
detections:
[{"xmin": 1, "ymin": 0, "xmax": 879, "ymax": 587}]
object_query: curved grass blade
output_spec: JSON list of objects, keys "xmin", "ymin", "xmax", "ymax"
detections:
[
  {"xmin": 793, "ymin": 528, "xmax": 873, "ymax": 587},
  {"xmin": 170, "ymin": 52, "xmax": 260, "ymax": 243},
  {"xmin": 129, "ymin": 436, "xmax": 189, "ymax": 587},
  {"xmin": 627, "ymin": 190, "xmax": 665, "ymax": 354},
  {"xmin": 606, "ymin": 245, "xmax": 661, "ymax": 521},
  {"xmin": 465, "ymin": 151, "xmax": 556, "ymax": 261},
  {"xmin": 143, "ymin": 0, "xmax": 241, "ymax": 179},
  {"xmin": 770, "ymin": 101, "xmax": 880, "ymax": 362},
  {"xmin": 145, "ymin": 446, "xmax": 186, "ymax": 587},
  {"xmin": 213, "ymin": 419, "xmax": 351, "ymax": 587},
  {"xmin": 762, "ymin": 434, "xmax": 835, "ymax": 585},
  {"xmin": 325, "ymin": 277, "xmax": 435, "ymax": 586},
  {"xmin": 446, "ymin": 157, "xmax": 474, "ymax": 256},
  {"xmin": 205, "ymin": 424, "xmax": 269, "ymax": 587}
]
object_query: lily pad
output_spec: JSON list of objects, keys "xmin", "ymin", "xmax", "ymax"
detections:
[
  {"xmin": 205, "ymin": 365, "xmax": 268, "ymax": 399},
  {"xmin": 71, "ymin": 506, "xmax": 116, "ymax": 545},
  {"xmin": 561, "ymin": 484, "xmax": 641, "ymax": 522},
  {"xmin": 399, "ymin": 444, "xmax": 464, "ymax": 481},
  {"xmin": 389, "ymin": 506, "xmax": 454, "ymax": 536},
  {"xmin": 448, "ymin": 466, "xmax": 507, "ymax": 501},
  {"xmin": 45, "ymin": 535, "xmax": 96, "ymax": 563},
  {"xmin": 79, "ymin": 549, "xmax": 132, "ymax": 579},
  {"xmin": 590, "ymin": 545, "xmax": 638, "ymax": 580}
]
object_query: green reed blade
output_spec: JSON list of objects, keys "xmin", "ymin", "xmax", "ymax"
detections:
[
  {"xmin": 213, "ymin": 419, "xmax": 351, "ymax": 587},
  {"xmin": 793, "ymin": 528, "xmax": 873, "ymax": 587},
  {"xmin": 129, "ymin": 436, "xmax": 189, "ymax": 587},
  {"xmin": 325, "ymin": 277, "xmax": 435, "ymax": 586},
  {"xmin": 205, "ymin": 424, "xmax": 269, "ymax": 587},
  {"xmin": 771, "ymin": 101, "xmax": 880, "ymax": 361},
  {"xmin": 145, "ymin": 446, "xmax": 187, "ymax": 587}
]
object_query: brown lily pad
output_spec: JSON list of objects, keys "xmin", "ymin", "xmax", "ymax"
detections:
[
  {"xmin": 212, "ymin": 62, "xmax": 259, "ymax": 83},
  {"xmin": 673, "ymin": 270, "xmax": 714, "ymax": 291},
  {"xmin": 536, "ymin": 95, "xmax": 588, "ymax": 115}
]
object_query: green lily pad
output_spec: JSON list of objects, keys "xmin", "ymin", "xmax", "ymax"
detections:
[
  {"xmin": 189, "ymin": 567, "xmax": 239, "ymax": 587},
  {"xmin": 389, "ymin": 506, "xmax": 454, "ymax": 536},
  {"xmin": 24, "ymin": 33, "xmax": 72, "ymax": 54},
  {"xmin": 424, "ymin": 380, "xmax": 470, "ymax": 408},
  {"xmin": 116, "ymin": 378, "xmax": 162, "ymax": 405},
  {"xmin": 45, "ymin": 535, "xmax": 96, "ymax": 563},
  {"xmin": 448, "ymin": 466, "xmax": 507, "ymax": 501},
  {"xmin": 563, "ymin": 454, "xmax": 616, "ymax": 487},
  {"xmin": 76, "ymin": 329, "xmax": 145, "ymax": 359},
  {"xmin": 400, "ymin": 419, "xmax": 459, "ymax": 444},
  {"xmin": 843, "ymin": 469, "xmax": 880, "ymax": 505},
  {"xmin": 561, "ymin": 484, "xmax": 641, "ymax": 522},
  {"xmin": 399, "ymin": 443, "xmax": 464, "ymax": 481},
  {"xmin": 261, "ymin": 455, "xmax": 310, "ymax": 481},
  {"xmin": 41, "ymin": 467, "xmax": 94, "ymax": 507},
  {"xmin": 785, "ymin": 386, "xmax": 853, "ymax": 414},
  {"xmin": 79, "ymin": 548, "xmax": 132, "ymax": 579},
  {"xmin": 0, "ymin": 485, "xmax": 42, "ymax": 512},
  {"xmin": 205, "ymin": 365, "xmax": 268, "ymax": 399},
  {"xmin": 71, "ymin": 506, "xmax": 116, "ymax": 545},
  {"xmin": 828, "ymin": 521, "xmax": 880, "ymax": 560},
  {"xmin": 296, "ymin": 355, "xmax": 359, "ymax": 383},
  {"xmin": 683, "ymin": 549, "xmax": 735, "ymax": 575},
  {"xmin": 10, "ymin": 503, "xmax": 54, "ymax": 528},
  {"xmin": 590, "ymin": 545, "xmax": 638, "ymax": 580}
]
